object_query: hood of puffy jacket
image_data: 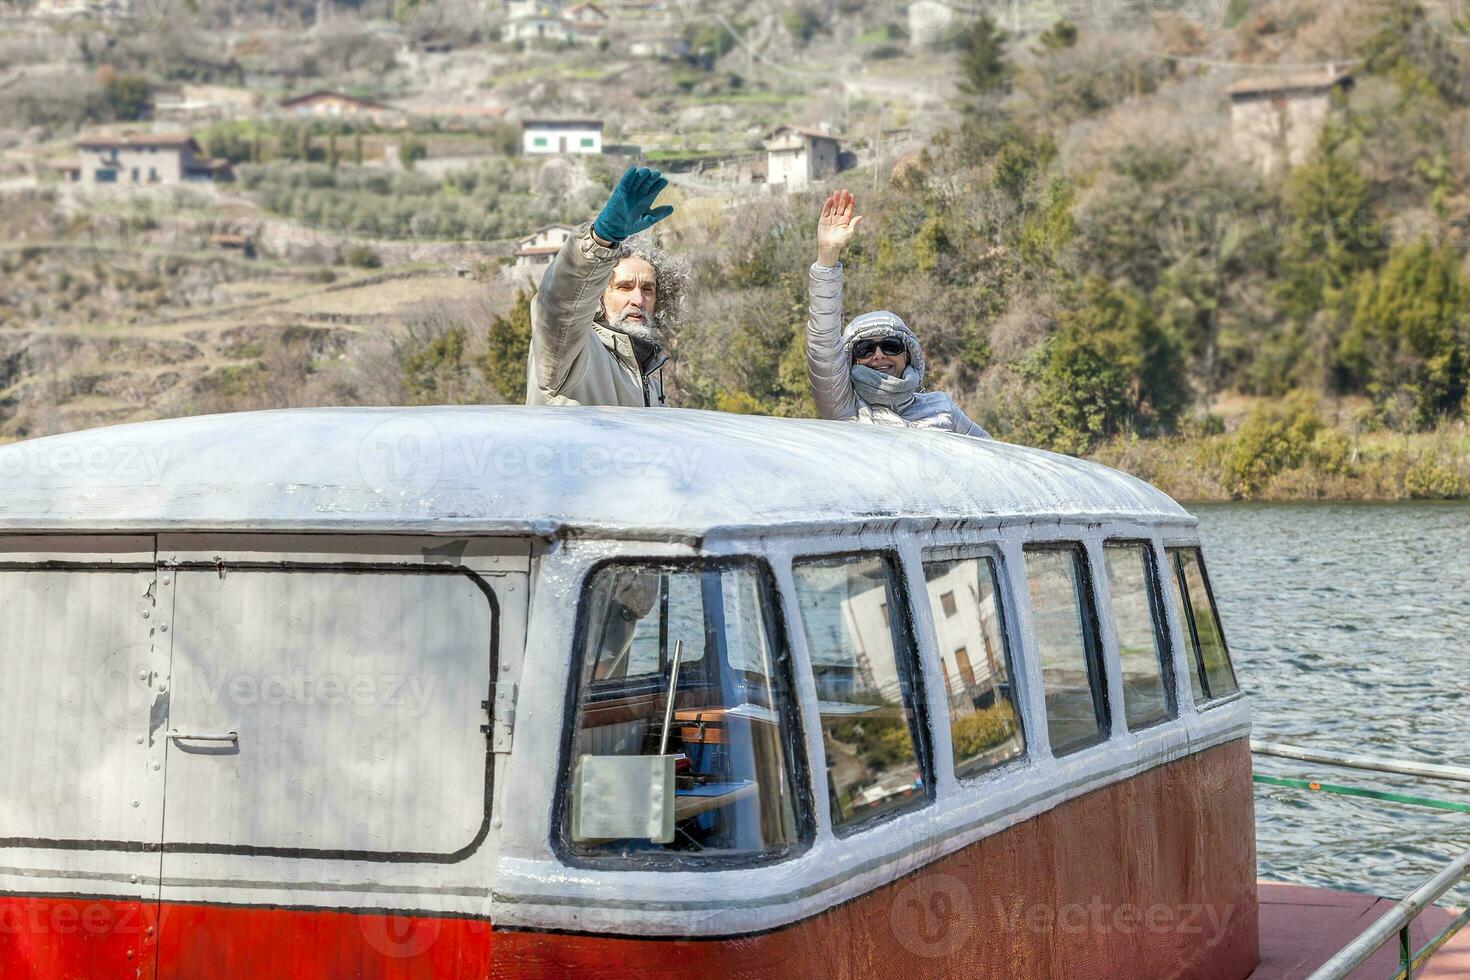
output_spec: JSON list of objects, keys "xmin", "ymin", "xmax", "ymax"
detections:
[{"xmin": 840, "ymin": 310, "xmax": 926, "ymax": 384}]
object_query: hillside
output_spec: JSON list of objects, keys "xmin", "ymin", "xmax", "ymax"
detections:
[{"xmin": 3, "ymin": 0, "xmax": 1470, "ymax": 499}]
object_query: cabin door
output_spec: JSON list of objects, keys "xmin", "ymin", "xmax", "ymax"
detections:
[
  {"xmin": 150, "ymin": 534, "xmax": 520, "ymax": 978},
  {"xmin": 0, "ymin": 536, "xmax": 166, "ymax": 980}
]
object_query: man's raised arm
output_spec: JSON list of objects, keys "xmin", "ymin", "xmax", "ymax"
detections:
[{"xmin": 528, "ymin": 167, "xmax": 673, "ymax": 400}]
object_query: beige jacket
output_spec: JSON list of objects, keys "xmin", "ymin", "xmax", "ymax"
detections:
[{"xmin": 525, "ymin": 222, "xmax": 668, "ymax": 408}]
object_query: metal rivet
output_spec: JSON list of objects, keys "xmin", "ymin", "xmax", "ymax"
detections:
[
  {"xmin": 142, "ymin": 611, "xmax": 150, "ymax": 619},
  {"xmin": 135, "ymin": 735, "xmax": 144, "ymax": 744},
  {"xmin": 153, "ymin": 762, "xmax": 161, "ymax": 771},
  {"xmin": 507, "ymin": 584, "xmax": 515, "ymax": 592},
  {"xmin": 131, "ymin": 799, "xmax": 139, "ymax": 808},
  {"xmin": 130, "ymin": 876, "xmax": 137, "ymax": 884},
  {"xmin": 159, "ymin": 624, "xmax": 168, "ymax": 632},
  {"xmin": 157, "ymin": 683, "xmax": 168, "ymax": 693},
  {"xmin": 138, "ymin": 669, "xmax": 148, "ymax": 681},
  {"xmin": 161, "ymin": 577, "xmax": 170, "ymax": 585}
]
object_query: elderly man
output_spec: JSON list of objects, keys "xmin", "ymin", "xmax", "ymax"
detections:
[{"xmin": 526, "ymin": 167, "xmax": 686, "ymax": 407}]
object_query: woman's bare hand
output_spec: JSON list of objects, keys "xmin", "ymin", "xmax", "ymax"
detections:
[{"xmin": 816, "ymin": 189, "xmax": 863, "ymax": 267}]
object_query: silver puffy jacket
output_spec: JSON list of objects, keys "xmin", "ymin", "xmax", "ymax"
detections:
[{"xmin": 806, "ymin": 262, "xmax": 988, "ymax": 437}]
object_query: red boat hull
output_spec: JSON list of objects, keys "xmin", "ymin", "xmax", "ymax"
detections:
[{"xmin": 2, "ymin": 739, "xmax": 1259, "ymax": 979}]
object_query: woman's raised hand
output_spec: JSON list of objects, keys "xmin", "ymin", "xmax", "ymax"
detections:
[{"xmin": 816, "ymin": 189, "xmax": 863, "ymax": 267}]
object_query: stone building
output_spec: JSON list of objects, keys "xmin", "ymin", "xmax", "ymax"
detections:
[
  {"xmin": 61, "ymin": 132, "xmax": 232, "ymax": 186},
  {"xmin": 1227, "ymin": 68, "xmax": 1353, "ymax": 175},
  {"xmin": 764, "ymin": 125, "xmax": 840, "ymax": 190},
  {"xmin": 512, "ymin": 223, "xmax": 576, "ymax": 278}
]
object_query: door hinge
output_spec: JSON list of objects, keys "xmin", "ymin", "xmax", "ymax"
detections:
[{"xmin": 483, "ymin": 682, "xmax": 516, "ymax": 753}]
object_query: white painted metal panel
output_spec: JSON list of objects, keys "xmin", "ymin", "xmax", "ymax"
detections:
[
  {"xmin": 0, "ymin": 567, "xmax": 161, "ymax": 842},
  {"xmin": 0, "ymin": 541, "xmax": 165, "ymax": 902},
  {"xmin": 160, "ymin": 567, "xmax": 495, "ymax": 857}
]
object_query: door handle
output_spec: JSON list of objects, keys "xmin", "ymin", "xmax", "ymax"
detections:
[{"xmin": 168, "ymin": 729, "xmax": 239, "ymax": 743}]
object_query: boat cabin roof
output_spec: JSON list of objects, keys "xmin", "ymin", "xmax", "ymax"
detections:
[{"xmin": 0, "ymin": 406, "xmax": 1192, "ymax": 537}]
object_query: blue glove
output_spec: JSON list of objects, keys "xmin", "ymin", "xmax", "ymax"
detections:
[{"xmin": 593, "ymin": 167, "xmax": 673, "ymax": 244}]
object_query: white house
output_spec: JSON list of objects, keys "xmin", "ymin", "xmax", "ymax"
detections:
[
  {"xmin": 502, "ymin": 12, "xmax": 576, "ymax": 44},
  {"xmin": 764, "ymin": 125, "xmax": 840, "ymax": 190},
  {"xmin": 512, "ymin": 223, "xmax": 576, "ymax": 278},
  {"xmin": 521, "ymin": 119, "xmax": 603, "ymax": 155},
  {"xmin": 63, "ymin": 132, "xmax": 232, "ymax": 186}
]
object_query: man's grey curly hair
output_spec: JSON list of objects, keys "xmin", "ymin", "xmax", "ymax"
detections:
[{"xmin": 603, "ymin": 237, "xmax": 691, "ymax": 335}]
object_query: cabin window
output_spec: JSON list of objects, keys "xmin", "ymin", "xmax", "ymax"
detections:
[
  {"xmin": 1023, "ymin": 545, "xmax": 1110, "ymax": 755},
  {"xmin": 563, "ymin": 560, "xmax": 805, "ymax": 864},
  {"xmin": 1167, "ymin": 547, "xmax": 1240, "ymax": 703},
  {"xmin": 1103, "ymin": 542, "xmax": 1175, "ymax": 730},
  {"xmin": 922, "ymin": 556, "xmax": 1024, "ymax": 780},
  {"xmin": 792, "ymin": 554, "xmax": 931, "ymax": 834}
]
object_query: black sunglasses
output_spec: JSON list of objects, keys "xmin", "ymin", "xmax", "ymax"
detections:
[{"xmin": 851, "ymin": 337, "xmax": 907, "ymax": 360}]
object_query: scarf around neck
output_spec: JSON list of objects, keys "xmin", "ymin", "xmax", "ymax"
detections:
[{"xmin": 850, "ymin": 363, "xmax": 921, "ymax": 413}]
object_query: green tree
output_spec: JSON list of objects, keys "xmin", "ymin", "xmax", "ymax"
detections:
[
  {"xmin": 1277, "ymin": 125, "xmax": 1382, "ymax": 323},
  {"xmin": 1340, "ymin": 239, "xmax": 1470, "ymax": 426},
  {"xmin": 957, "ymin": 15, "xmax": 1010, "ymax": 100},
  {"xmin": 477, "ymin": 289, "xmax": 533, "ymax": 402},
  {"xmin": 1026, "ymin": 277, "xmax": 1189, "ymax": 453},
  {"xmin": 403, "ymin": 328, "xmax": 469, "ymax": 404},
  {"xmin": 102, "ymin": 73, "xmax": 152, "ymax": 122},
  {"xmin": 400, "ymin": 138, "xmax": 427, "ymax": 170},
  {"xmin": 1037, "ymin": 19, "xmax": 1078, "ymax": 51}
]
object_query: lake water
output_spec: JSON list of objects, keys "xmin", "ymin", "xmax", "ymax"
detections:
[{"xmin": 1195, "ymin": 502, "xmax": 1470, "ymax": 906}]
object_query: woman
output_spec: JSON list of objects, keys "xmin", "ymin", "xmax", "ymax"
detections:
[{"xmin": 806, "ymin": 189, "xmax": 989, "ymax": 437}]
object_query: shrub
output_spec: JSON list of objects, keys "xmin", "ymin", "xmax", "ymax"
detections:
[
  {"xmin": 344, "ymin": 246, "xmax": 381, "ymax": 269},
  {"xmin": 1221, "ymin": 391, "xmax": 1339, "ymax": 498},
  {"xmin": 951, "ymin": 701, "xmax": 1018, "ymax": 759},
  {"xmin": 1404, "ymin": 454, "xmax": 1463, "ymax": 498}
]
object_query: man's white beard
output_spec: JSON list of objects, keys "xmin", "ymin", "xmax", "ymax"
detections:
[{"xmin": 608, "ymin": 307, "xmax": 660, "ymax": 346}]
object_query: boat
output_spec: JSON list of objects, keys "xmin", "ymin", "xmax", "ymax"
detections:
[{"xmin": 0, "ymin": 406, "xmax": 1463, "ymax": 978}]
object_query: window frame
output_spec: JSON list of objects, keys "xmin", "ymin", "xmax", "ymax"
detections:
[
  {"xmin": 1166, "ymin": 545, "xmax": 1242, "ymax": 707},
  {"xmin": 1021, "ymin": 542, "xmax": 1112, "ymax": 758},
  {"xmin": 551, "ymin": 555, "xmax": 815, "ymax": 871},
  {"xmin": 1101, "ymin": 538, "xmax": 1178, "ymax": 732},
  {"xmin": 918, "ymin": 546, "xmax": 1029, "ymax": 784},
  {"xmin": 790, "ymin": 549, "xmax": 936, "ymax": 838}
]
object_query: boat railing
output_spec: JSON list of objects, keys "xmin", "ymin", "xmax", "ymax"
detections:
[
  {"xmin": 1251, "ymin": 740, "xmax": 1470, "ymax": 979},
  {"xmin": 1252, "ymin": 740, "xmax": 1470, "ymax": 814}
]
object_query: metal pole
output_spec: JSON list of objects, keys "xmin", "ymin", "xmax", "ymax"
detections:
[
  {"xmin": 1305, "ymin": 844, "xmax": 1470, "ymax": 980},
  {"xmin": 659, "ymin": 640, "xmax": 684, "ymax": 756},
  {"xmin": 1252, "ymin": 740, "xmax": 1470, "ymax": 785},
  {"xmin": 1251, "ymin": 773, "xmax": 1470, "ymax": 813}
]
